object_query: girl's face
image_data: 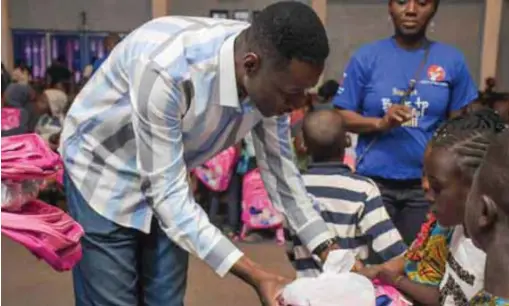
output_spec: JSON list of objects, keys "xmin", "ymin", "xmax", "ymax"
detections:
[{"xmin": 424, "ymin": 147, "xmax": 471, "ymax": 227}]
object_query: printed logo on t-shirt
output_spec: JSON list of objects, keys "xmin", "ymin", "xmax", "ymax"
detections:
[
  {"xmin": 337, "ymin": 72, "xmax": 347, "ymax": 95},
  {"xmin": 427, "ymin": 65, "xmax": 446, "ymax": 82},
  {"xmin": 382, "ymin": 88, "xmax": 430, "ymax": 128}
]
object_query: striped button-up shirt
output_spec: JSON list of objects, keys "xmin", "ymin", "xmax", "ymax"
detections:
[{"xmin": 60, "ymin": 16, "xmax": 333, "ymax": 276}]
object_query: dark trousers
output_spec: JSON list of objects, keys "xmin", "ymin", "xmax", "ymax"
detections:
[
  {"xmin": 64, "ymin": 174, "xmax": 189, "ymax": 306},
  {"xmin": 371, "ymin": 177, "xmax": 430, "ymax": 245}
]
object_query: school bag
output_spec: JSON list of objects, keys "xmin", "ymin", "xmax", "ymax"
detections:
[
  {"xmin": 192, "ymin": 146, "xmax": 240, "ymax": 192},
  {"xmin": 1, "ymin": 199, "xmax": 84, "ymax": 271},
  {"xmin": 240, "ymin": 168, "xmax": 284, "ymax": 244},
  {"xmin": 1, "ymin": 107, "xmax": 21, "ymax": 131}
]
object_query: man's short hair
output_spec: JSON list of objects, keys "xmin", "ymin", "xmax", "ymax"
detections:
[{"xmin": 248, "ymin": 1, "xmax": 329, "ymax": 68}]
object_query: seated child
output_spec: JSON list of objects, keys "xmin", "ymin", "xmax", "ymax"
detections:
[
  {"xmin": 285, "ymin": 109, "xmax": 407, "ymax": 278},
  {"xmin": 364, "ymin": 109, "xmax": 506, "ymax": 305},
  {"xmin": 464, "ymin": 129, "xmax": 509, "ymax": 305}
]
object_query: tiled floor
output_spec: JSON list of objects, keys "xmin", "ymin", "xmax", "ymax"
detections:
[{"xmin": 1, "ymin": 236, "xmax": 295, "ymax": 306}]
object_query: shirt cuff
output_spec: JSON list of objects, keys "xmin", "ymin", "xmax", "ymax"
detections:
[
  {"xmin": 203, "ymin": 235, "xmax": 244, "ymax": 277},
  {"xmin": 296, "ymin": 218, "xmax": 335, "ymax": 253}
]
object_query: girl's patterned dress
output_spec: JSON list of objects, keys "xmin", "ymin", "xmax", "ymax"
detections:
[{"xmin": 404, "ymin": 213, "xmax": 453, "ymax": 286}]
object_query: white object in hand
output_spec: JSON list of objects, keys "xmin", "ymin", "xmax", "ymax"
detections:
[{"xmin": 280, "ymin": 250, "xmax": 376, "ymax": 305}]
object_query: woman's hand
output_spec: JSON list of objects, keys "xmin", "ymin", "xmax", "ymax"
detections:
[{"xmin": 377, "ymin": 105, "xmax": 412, "ymax": 131}]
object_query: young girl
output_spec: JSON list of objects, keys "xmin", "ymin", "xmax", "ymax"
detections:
[
  {"xmin": 362, "ymin": 109, "xmax": 506, "ymax": 305},
  {"xmin": 464, "ymin": 129, "xmax": 509, "ymax": 305}
]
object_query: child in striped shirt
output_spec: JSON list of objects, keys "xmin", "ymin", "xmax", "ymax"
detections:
[{"xmin": 285, "ymin": 109, "xmax": 407, "ymax": 278}]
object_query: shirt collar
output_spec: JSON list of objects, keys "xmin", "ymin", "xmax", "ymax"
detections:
[
  {"xmin": 219, "ymin": 32, "xmax": 242, "ymax": 109},
  {"xmin": 307, "ymin": 161, "xmax": 352, "ymax": 173}
]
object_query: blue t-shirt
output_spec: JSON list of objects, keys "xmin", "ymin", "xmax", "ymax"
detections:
[{"xmin": 333, "ymin": 37, "xmax": 478, "ymax": 180}]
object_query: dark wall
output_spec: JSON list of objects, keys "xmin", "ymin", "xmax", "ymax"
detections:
[
  {"xmin": 497, "ymin": 0, "xmax": 509, "ymax": 91},
  {"xmin": 9, "ymin": 0, "xmax": 151, "ymax": 32}
]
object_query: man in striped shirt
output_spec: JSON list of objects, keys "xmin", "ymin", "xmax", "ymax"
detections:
[
  {"xmin": 60, "ymin": 2, "xmax": 338, "ymax": 305},
  {"xmin": 285, "ymin": 110, "xmax": 407, "ymax": 277}
]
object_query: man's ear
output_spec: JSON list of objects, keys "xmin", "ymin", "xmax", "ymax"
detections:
[{"xmin": 243, "ymin": 52, "xmax": 261, "ymax": 75}]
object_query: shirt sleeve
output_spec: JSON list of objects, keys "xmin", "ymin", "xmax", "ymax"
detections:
[
  {"xmin": 332, "ymin": 56, "xmax": 368, "ymax": 112},
  {"xmin": 358, "ymin": 182, "xmax": 407, "ymax": 261},
  {"xmin": 449, "ymin": 55, "xmax": 478, "ymax": 112},
  {"xmin": 251, "ymin": 115, "xmax": 334, "ymax": 253},
  {"xmin": 129, "ymin": 58, "xmax": 243, "ymax": 277}
]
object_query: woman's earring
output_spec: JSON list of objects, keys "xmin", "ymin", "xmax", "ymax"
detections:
[{"xmin": 429, "ymin": 20, "xmax": 435, "ymax": 33}]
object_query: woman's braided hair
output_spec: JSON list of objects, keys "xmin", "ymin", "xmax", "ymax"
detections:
[{"xmin": 430, "ymin": 108, "xmax": 506, "ymax": 180}]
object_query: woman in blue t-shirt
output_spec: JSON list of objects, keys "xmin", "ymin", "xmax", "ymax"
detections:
[{"xmin": 333, "ymin": 0, "xmax": 478, "ymax": 244}]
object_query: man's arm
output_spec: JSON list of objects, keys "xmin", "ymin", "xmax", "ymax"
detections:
[
  {"xmin": 128, "ymin": 58, "xmax": 289, "ymax": 305},
  {"xmin": 251, "ymin": 115, "xmax": 336, "ymax": 260}
]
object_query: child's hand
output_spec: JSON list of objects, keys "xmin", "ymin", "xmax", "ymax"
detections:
[
  {"xmin": 377, "ymin": 268, "xmax": 404, "ymax": 287},
  {"xmin": 356, "ymin": 265, "xmax": 381, "ymax": 280},
  {"xmin": 350, "ymin": 260, "xmax": 365, "ymax": 273}
]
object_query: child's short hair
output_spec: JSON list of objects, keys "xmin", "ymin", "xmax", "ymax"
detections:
[{"xmin": 302, "ymin": 109, "xmax": 346, "ymax": 162}]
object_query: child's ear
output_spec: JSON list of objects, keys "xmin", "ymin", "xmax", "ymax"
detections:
[
  {"xmin": 345, "ymin": 134, "xmax": 352, "ymax": 148},
  {"xmin": 479, "ymin": 195, "xmax": 498, "ymax": 230}
]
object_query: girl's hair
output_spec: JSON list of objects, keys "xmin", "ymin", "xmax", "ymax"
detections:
[{"xmin": 430, "ymin": 108, "xmax": 506, "ymax": 180}]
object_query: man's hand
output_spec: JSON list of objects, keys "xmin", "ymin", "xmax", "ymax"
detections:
[
  {"xmin": 255, "ymin": 273, "xmax": 291, "ymax": 306},
  {"xmin": 230, "ymin": 256, "xmax": 292, "ymax": 306},
  {"xmin": 376, "ymin": 105, "xmax": 412, "ymax": 131}
]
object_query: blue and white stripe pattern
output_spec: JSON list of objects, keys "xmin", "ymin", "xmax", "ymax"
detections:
[
  {"xmin": 60, "ymin": 16, "xmax": 333, "ymax": 276},
  {"xmin": 285, "ymin": 163, "xmax": 407, "ymax": 278}
]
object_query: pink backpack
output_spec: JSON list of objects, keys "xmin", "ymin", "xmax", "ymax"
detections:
[
  {"xmin": 1, "ymin": 199, "xmax": 84, "ymax": 271},
  {"xmin": 373, "ymin": 279, "xmax": 413, "ymax": 306},
  {"xmin": 240, "ymin": 168, "xmax": 284, "ymax": 244},
  {"xmin": 1, "ymin": 107, "xmax": 21, "ymax": 131},
  {"xmin": 2, "ymin": 180, "xmax": 44, "ymax": 211},
  {"xmin": 2, "ymin": 134, "xmax": 61, "ymax": 181},
  {"xmin": 192, "ymin": 146, "xmax": 240, "ymax": 192}
]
